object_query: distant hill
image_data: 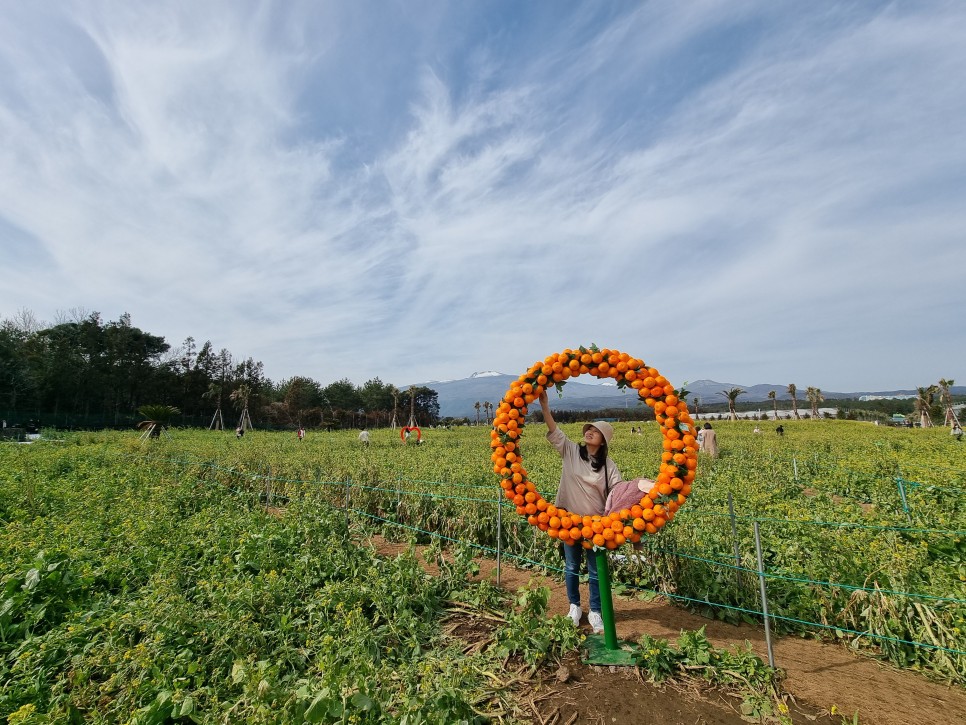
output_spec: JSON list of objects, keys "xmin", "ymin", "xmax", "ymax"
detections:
[
  {"xmin": 407, "ymin": 372, "xmax": 965, "ymax": 419},
  {"xmin": 412, "ymin": 371, "xmax": 641, "ymax": 420}
]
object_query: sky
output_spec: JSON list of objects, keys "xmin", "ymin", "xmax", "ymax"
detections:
[{"xmin": 1, "ymin": 0, "xmax": 964, "ymax": 394}]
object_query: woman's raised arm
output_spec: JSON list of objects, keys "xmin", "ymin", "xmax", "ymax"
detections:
[{"xmin": 538, "ymin": 390, "xmax": 557, "ymax": 434}]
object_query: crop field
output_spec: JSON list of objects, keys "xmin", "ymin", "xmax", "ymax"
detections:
[{"xmin": 2, "ymin": 421, "xmax": 966, "ymax": 722}]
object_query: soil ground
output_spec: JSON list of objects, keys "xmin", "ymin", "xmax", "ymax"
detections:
[{"xmin": 370, "ymin": 536, "xmax": 966, "ymax": 725}]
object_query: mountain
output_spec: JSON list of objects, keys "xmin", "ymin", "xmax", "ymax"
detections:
[
  {"xmin": 408, "ymin": 372, "xmax": 965, "ymax": 419},
  {"xmin": 414, "ymin": 371, "xmax": 640, "ymax": 419}
]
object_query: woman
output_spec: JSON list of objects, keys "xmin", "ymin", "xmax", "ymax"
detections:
[
  {"xmin": 538, "ymin": 390, "xmax": 622, "ymax": 633},
  {"xmin": 699, "ymin": 422, "xmax": 718, "ymax": 457}
]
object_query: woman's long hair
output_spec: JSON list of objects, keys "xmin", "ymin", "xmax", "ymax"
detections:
[{"xmin": 578, "ymin": 441, "xmax": 608, "ymax": 472}]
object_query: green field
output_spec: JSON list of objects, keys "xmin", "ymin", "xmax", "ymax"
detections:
[{"xmin": 2, "ymin": 421, "xmax": 965, "ymax": 722}]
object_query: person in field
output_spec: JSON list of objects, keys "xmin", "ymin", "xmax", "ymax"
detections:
[
  {"xmin": 538, "ymin": 390, "xmax": 622, "ymax": 634},
  {"xmin": 699, "ymin": 422, "xmax": 718, "ymax": 457}
]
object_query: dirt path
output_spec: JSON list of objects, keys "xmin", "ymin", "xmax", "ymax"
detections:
[{"xmin": 371, "ymin": 537, "xmax": 966, "ymax": 725}]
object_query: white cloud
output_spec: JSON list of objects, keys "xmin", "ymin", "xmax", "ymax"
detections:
[{"xmin": 1, "ymin": 1, "xmax": 964, "ymax": 393}]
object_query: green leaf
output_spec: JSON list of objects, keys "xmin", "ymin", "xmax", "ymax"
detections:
[
  {"xmin": 178, "ymin": 696, "xmax": 195, "ymax": 716},
  {"xmin": 351, "ymin": 692, "xmax": 376, "ymax": 711},
  {"xmin": 24, "ymin": 568, "xmax": 40, "ymax": 591},
  {"xmin": 304, "ymin": 691, "xmax": 330, "ymax": 722}
]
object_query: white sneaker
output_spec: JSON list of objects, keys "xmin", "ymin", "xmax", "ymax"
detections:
[
  {"xmin": 568, "ymin": 603, "xmax": 582, "ymax": 627},
  {"xmin": 588, "ymin": 611, "xmax": 604, "ymax": 634}
]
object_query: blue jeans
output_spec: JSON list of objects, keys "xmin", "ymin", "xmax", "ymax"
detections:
[{"xmin": 563, "ymin": 542, "xmax": 600, "ymax": 612}]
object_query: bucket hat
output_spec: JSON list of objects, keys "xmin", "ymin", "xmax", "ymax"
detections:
[{"xmin": 582, "ymin": 420, "xmax": 614, "ymax": 445}]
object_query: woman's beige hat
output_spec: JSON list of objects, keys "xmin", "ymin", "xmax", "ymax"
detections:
[{"xmin": 582, "ymin": 420, "xmax": 614, "ymax": 445}]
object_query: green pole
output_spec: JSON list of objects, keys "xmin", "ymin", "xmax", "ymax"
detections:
[{"xmin": 594, "ymin": 549, "xmax": 619, "ymax": 650}]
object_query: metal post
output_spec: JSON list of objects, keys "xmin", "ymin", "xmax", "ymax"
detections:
[
  {"xmin": 727, "ymin": 492, "xmax": 741, "ymax": 569},
  {"xmin": 496, "ymin": 493, "xmax": 503, "ymax": 587},
  {"xmin": 752, "ymin": 521, "xmax": 776, "ymax": 668},
  {"xmin": 896, "ymin": 477, "xmax": 912, "ymax": 523},
  {"xmin": 265, "ymin": 465, "xmax": 273, "ymax": 508},
  {"xmin": 343, "ymin": 477, "xmax": 352, "ymax": 541},
  {"xmin": 792, "ymin": 457, "xmax": 799, "ymax": 482},
  {"xmin": 594, "ymin": 549, "xmax": 619, "ymax": 650}
]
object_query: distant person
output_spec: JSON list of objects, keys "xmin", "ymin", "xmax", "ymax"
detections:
[
  {"xmin": 359, "ymin": 429, "xmax": 370, "ymax": 446},
  {"xmin": 236, "ymin": 426, "xmax": 244, "ymax": 439},
  {"xmin": 699, "ymin": 423, "xmax": 718, "ymax": 457},
  {"xmin": 753, "ymin": 426, "xmax": 761, "ymax": 434},
  {"xmin": 952, "ymin": 423, "xmax": 963, "ymax": 441},
  {"xmin": 297, "ymin": 426, "xmax": 305, "ymax": 441},
  {"xmin": 775, "ymin": 425, "xmax": 784, "ymax": 437}
]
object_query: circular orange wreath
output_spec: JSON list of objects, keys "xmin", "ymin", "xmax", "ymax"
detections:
[{"xmin": 491, "ymin": 346, "xmax": 697, "ymax": 549}]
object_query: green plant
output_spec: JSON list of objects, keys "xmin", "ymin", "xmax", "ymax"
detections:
[
  {"xmin": 635, "ymin": 628, "xmax": 792, "ymax": 724},
  {"xmin": 491, "ymin": 585, "xmax": 582, "ymax": 666}
]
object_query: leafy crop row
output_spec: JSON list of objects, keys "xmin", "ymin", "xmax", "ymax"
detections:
[
  {"xmin": 3, "ymin": 418, "xmax": 965, "ymax": 724},
  {"xmin": 0, "ymin": 441, "xmax": 579, "ymax": 723}
]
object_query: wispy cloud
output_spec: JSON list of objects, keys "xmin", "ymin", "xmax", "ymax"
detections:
[{"xmin": 1, "ymin": 1, "xmax": 963, "ymax": 392}]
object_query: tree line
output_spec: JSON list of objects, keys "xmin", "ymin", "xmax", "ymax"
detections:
[
  {"xmin": 693, "ymin": 381, "xmax": 960, "ymax": 427},
  {"xmin": 0, "ymin": 310, "xmax": 439, "ymax": 430}
]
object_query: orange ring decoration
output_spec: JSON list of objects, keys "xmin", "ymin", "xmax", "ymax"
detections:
[
  {"xmin": 491, "ymin": 346, "xmax": 697, "ymax": 549},
  {"xmin": 401, "ymin": 425, "xmax": 422, "ymax": 442}
]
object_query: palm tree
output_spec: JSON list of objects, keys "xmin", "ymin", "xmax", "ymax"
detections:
[
  {"xmin": 474, "ymin": 401, "xmax": 481, "ymax": 426},
  {"xmin": 787, "ymin": 384, "xmax": 801, "ymax": 420},
  {"xmin": 719, "ymin": 388, "xmax": 744, "ymax": 421},
  {"xmin": 805, "ymin": 387, "xmax": 824, "ymax": 418},
  {"xmin": 137, "ymin": 404, "xmax": 180, "ymax": 439},
  {"xmin": 768, "ymin": 390, "xmax": 777, "ymax": 420},
  {"xmin": 483, "ymin": 401, "xmax": 492, "ymax": 424},
  {"xmin": 230, "ymin": 383, "xmax": 253, "ymax": 431},
  {"xmin": 915, "ymin": 385, "xmax": 938, "ymax": 428},
  {"xmin": 938, "ymin": 378, "xmax": 957, "ymax": 426},
  {"xmin": 692, "ymin": 396, "xmax": 700, "ymax": 416},
  {"xmin": 203, "ymin": 383, "xmax": 224, "ymax": 430}
]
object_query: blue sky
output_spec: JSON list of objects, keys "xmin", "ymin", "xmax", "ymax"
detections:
[{"xmin": 1, "ymin": 1, "xmax": 964, "ymax": 393}]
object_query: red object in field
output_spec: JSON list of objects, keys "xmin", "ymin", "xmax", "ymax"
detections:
[{"xmin": 401, "ymin": 425, "xmax": 421, "ymax": 442}]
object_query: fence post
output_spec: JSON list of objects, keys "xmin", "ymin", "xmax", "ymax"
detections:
[
  {"xmin": 265, "ymin": 465, "xmax": 273, "ymax": 508},
  {"xmin": 792, "ymin": 456, "xmax": 799, "ymax": 482},
  {"xmin": 496, "ymin": 492, "xmax": 503, "ymax": 587},
  {"xmin": 727, "ymin": 492, "xmax": 742, "ymax": 569},
  {"xmin": 753, "ymin": 521, "xmax": 776, "ymax": 669},
  {"xmin": 340, "ymin": 477, "xmax": 351, "ymax": 543},
  {"xmin": 895, "ymin": 477, "xmax": 912, "ymax": 523}
]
